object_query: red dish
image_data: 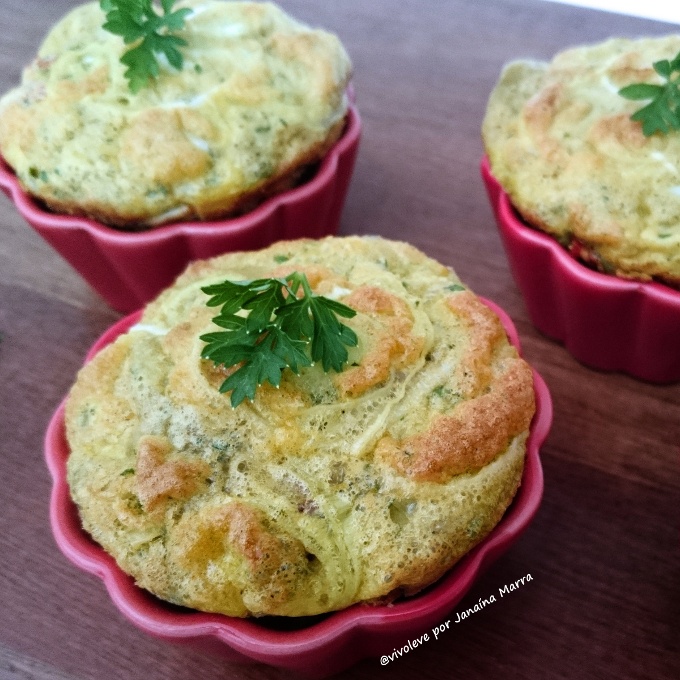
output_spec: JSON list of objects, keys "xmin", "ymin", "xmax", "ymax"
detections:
[
  {"xmin": 482, "ymin": 156, "xmax": 680, "ymax": 383},
  {"xmin": 0, "ymin": 105, "xmax": 361, "ymax": 314},
  {"xmin": 45, "ymin": 298, "xmax": 550, "ymax": 677}
]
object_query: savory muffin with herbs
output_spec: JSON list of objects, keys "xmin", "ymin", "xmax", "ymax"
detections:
[
  {"xmin": 65, "ymin": 235, "xmax": 536, "ymax": 617},
  {"xmin": 0, "ymin": 1, "xmax": 352, "ymax": 229},
  {"xmin": 482, "ymin": 35, "xmax": 680, "ymax": 286}
]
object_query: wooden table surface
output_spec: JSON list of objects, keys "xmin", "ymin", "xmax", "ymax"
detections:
[{"xmin": 0, "ymin": 1, "xmax": 678, "ymax": 678}]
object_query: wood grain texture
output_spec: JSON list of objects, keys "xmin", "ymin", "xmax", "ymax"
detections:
[{"xmin": 0, "ymin": 1, "xmax": 677, "ymax": 678}]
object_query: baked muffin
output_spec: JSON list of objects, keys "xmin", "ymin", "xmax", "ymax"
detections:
[
  {"xmin": 482, "ymin": 36, "xmax": 680, "ymax": 286},
  {"xmin": 64, "ymin": 236, "xmax": 536, "ymax": 617},
  {"xmin": 0, "ymin": 1, "xmax": 352, "ymax": 229}
]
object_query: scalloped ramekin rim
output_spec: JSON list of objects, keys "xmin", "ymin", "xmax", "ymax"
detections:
[
  {"xmin": 482, "ymin": 154, "xmax": 680, "ymax": 383},
  {"xmin": 480, "ymin": 156, "xmax": 680, "ymax": 305},
  {"xmin": 0, "ymin": 105, "xmax": 361, "ymax": 243},
  {"xmin": 45, "ymin": 296, "xmax": 549, "ymax": 668}
]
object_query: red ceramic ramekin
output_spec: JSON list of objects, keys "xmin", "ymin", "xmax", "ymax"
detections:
[
  {"xmin": 45, "ymin": 297, "xmax": 550, "ymax": 677},
  {"xmin": 0, "ymin": 105, "xmax": 361, "ymax": 313},
  {"xmin": 482, "ymin": 156, "xmax": 680, "ymax": 383}
]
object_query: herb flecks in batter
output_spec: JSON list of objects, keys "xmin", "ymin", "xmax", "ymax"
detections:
[
  {"xmin": 100, "ymin": 0, "xmax": 193, "ymax": 93},
  {"xmin": 619, "ymin": 51, "xmax": 680, "ymax": 136},
  {"xmin": 200, "ymin": 273, "xmax": 358, "ymax": 407}
]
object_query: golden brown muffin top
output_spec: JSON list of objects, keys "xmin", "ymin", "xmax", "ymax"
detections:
[
  {"xmin": 483, "ymin": 35, "xmax": 680, "ymax": 285},
  {"xmin": 0, "ymin": 1, "xmax": 351, "ymax": 227},
  {"xmin": 65, "ymin": 236, "xmax": 535, "ymax": 617}
]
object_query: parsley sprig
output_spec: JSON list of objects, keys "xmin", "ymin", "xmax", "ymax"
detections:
[
  {"xmin": 619, "ymin": 51, "xmax": 680, "ymax": 136},
  {"xmin": 200, "ymin": 273, "xmax": 358, "ymax": 407},
  {"xmin": 100, "ymin": 0, "xmax": 193, "ymax": 93}
]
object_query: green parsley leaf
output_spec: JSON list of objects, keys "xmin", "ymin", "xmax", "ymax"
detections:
[
  {"xmin": 100, "ymin": 0, "xmax": 193, "ymax": 93},
  {"xmin": 218, "ymin": 338, "xmax": 289, "ymax": 407},
  {"xmin": 619, "ymin": 51, "xmax": 680, "ymax": 136},
  {"xmin": 200, "ymin": 273, "xmax": 358, "ymax": 407}
]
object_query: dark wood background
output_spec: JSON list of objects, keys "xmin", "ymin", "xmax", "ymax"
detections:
[{"xmin": 0, "ymin": 1, "xmax": 677, "ymax": 678}]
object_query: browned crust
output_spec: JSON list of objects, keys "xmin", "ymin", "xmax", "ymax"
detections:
[
  {"xmin": 376, "ymin": 357, "xmax": 534, "ymax": 483},
  {"xmin": 336, "ymin": 286, "xmax": 424, "ymax": 397},
  {"xmin": 446, "ymin": 291, "xmax": 506, "ymax": 397},
  {"xmin": 375, "ymin": 292, "xmax": 535, "ymax": 483},
  {"xmin": 220, "ymin": 502, "xmax": 305, "ymax": 570},
  {"xmin": 588, "ymin": 112, "xmax": 646, "ymax": 151},
  {"xmin": 135, "ymin": 435, "xmax": 211, "ymax": 512},
  {"xmin": 523, "ymin": 81, "xmax": 567, "ymax": 163},
  {"xmin": 172, "ymin": 500, "xmax": 310, "ymax": 609}
]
